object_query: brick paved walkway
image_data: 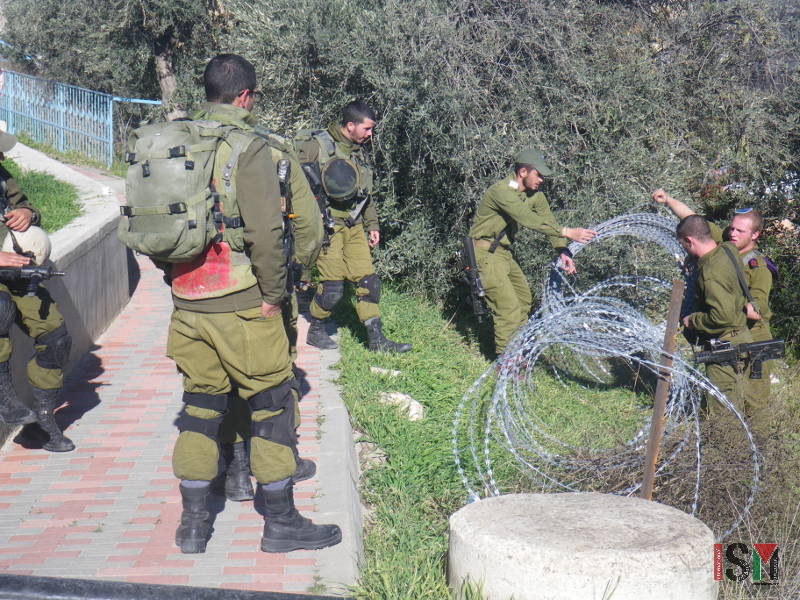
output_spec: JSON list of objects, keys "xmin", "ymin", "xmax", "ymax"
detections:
[{"xmin": 0, "ymin": 255, "xmax": 359, "ymax": 595}]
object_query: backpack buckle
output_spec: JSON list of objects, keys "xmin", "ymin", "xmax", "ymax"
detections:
[{"xmin": 168, "ymin": 146, "xmax": 186, "ymax": 158}]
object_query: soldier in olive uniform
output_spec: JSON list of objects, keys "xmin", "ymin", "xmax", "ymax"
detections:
[
  {"xmin": 468, "ymin": 148, "xmax": 596, "ymax": 356},
  {"xmin": 0, "ymin": 131, "xmax": 74, "ymax": 452},
  {"xmin": 294, "ymin": 101, "xmax": 411, "ymax": 353},
  {"xmin": 165, "ymin": 54, "xmax": 339, "ymax": 554},
  {"xmin": 654, "ymin": 189, "xmax": 774, "ymax": 433},
  {"xmin": 675, "ymin": 215, "xmax": 753, "ymax": 422},
  {"xmin": 190, "ymin": 103, "xmax": 324, "ymax": 503}
]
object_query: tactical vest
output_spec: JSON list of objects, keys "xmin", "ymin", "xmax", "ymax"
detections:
[{"xmin": 294, "ymin": 129, "xmax": 373, "ymax": 203}]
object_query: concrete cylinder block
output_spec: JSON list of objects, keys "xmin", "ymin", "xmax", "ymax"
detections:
[{"xmin": 448, "ymin": 492, "xmax": 715, "ymax": 600}]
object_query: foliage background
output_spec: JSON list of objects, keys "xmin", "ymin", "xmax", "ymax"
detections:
[{"xmin": 1, "ymin": 0, "xmax": 798, "ymax": 347}]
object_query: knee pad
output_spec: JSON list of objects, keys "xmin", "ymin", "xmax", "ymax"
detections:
[
  {"xmin": 313, "ymin": 280, "xmax": 344, "ymax": 312},
  {"xmin": 0, "ymin": 292, "xmax": 15, "ymax": 337},
  {"xmin": 34, "ymin": 324, "xmax": 72, "ymax": 370},
  {"xmin": 249, "ymin": 380, "xmax": 297, "ymax": 447},
  {"xmin": 357, "ymin": 273, "xmax": 380, "ymax": 304},
  {"xmin": 173, "ymin": 391, "xmax": 228, "ymax": 440}
]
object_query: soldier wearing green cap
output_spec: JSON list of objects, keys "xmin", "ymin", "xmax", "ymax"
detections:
[
  {"xmin": 294, "ymin": 101, "xmax": 411, "ymax": 353},
  {"xmin": 468, "ymin": 148, "xmax": 596, "ymax": 356}
]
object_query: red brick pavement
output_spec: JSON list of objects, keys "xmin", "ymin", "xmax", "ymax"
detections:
[{"xmin": 0, "ymin": 255, "xmax": 350, "ymax": 594}]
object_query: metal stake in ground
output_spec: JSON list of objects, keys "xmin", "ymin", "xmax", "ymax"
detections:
[{"xmin": 639, "ymin": 278, "xmax": 684, "ymax": 500}]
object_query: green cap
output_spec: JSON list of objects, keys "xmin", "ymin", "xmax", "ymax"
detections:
[
  {"xmin": 514, "ymin": 148, "xmax": 552, "ymax": 177},
  {"xmin": 322, "ymin": 158, "xmax": 360, "ymax": 200}
]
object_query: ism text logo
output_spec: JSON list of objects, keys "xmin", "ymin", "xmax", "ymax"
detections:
[{"xmin": 714, "ymin": 543, "xmax": 779, "ymax": 585}]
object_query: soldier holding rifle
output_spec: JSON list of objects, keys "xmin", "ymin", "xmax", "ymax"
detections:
[
  {"xmin": 0, "ymin": 130, "xmax": 74, "ymax": 452},
  {"xmin": 655, "ymin": 190, "xmax": 778, "ymax": 434},
  {"xmin": 467, "ymin": 148, "xmax": 595, "ymax": 356}
]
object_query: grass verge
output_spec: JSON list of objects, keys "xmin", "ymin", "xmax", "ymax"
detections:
[
  {"xmin": 331, "ymin": 285, "xmax": 800, "ymax": 599},
  {"xmin": 3, "ymin": 158, "xmax": 81, "ymax": 232}
]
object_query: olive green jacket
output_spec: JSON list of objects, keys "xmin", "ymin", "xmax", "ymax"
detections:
[
  {"xmin": 175, "ymin": 103, "xmax": 286, "ymax": 311},
  {"xmin": 468, "ymin": 175, "xmax": 568, "ymax": 249},
  {"xmin": 708, "ymin": 222, "xmax": 772, "ymax": 331},
  {"xmin": 295, "ymin": 123, "xmax": 379, "ymax": 232},
  {"xmin": 686, "ymin": 241, "xmax": 748, "ymax": 338},
  {"xmin": 0, "ymin": 164, "xmax": 40, "ymax": 246}
]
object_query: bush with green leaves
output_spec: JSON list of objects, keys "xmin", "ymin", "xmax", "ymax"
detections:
[{"xmin": 3, "ymin": 0, "xmax": 798, "ymax": 346}]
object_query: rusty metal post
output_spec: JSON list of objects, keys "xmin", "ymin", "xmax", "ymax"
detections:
[{"xmin": 639, "ymin": 279, "xmax": 685, "ymax": 500}]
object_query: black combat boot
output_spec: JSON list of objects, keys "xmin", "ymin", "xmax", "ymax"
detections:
[
  {"xmin": 32, "ymin": 387, "xmax": 75, "ymax": 452},
  {"xmin": 0, "ymin": 361, "xmax": 36, "ymax": 426},
  {"xmin": 223, "ymin": 442, "xmax": 255, "ymax": 501},
  {"xmin": 175, "ymin": 482, "xmax": 211, "ymax": 553},
  {"xmin": 260, "ymin": 483, "xmax": 342, "ymax": 553},
  {"xmin": 306, "ymin": 317, "xmax": 338, "ymax": 350},
  {"xmin": 364, "ymin": 317, "xmax": 412, "ymax": 353}
]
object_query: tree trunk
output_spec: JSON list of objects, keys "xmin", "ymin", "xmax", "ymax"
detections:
[{"xmin": 153, "ymin": 42, "xmax": 187, "ymax": 122}]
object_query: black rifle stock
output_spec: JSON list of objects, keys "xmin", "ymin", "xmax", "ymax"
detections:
[
  {"xmin": 461, "ymin": 236, "xmax": 487, "ymax": 322},
  {"xmin": 0, "ymin": 265, "xmax": 65, "ymax": 296},
  {"xmin": 694, "ymin": 339, "xmax": 784, "ymax": 379}
]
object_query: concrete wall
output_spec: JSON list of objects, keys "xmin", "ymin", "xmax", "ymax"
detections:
[{"xmin": 0, "ymin": 145, "xmax": 135, "ymax": 446}]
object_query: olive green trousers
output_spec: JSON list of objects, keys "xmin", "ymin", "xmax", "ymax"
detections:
[
  {"xmin": 309, "ymin": 223, "xmax": 379, "ymax": 322},
  {"xmin": 167, "ymin": 306, "xmax": 295, "ymax": 483},
  {"xmin": 475, "ymin": 244, "xmax": 531, "ymax": 355},
  {"xmin": 0, "ymin": 283, "xmax": 65, "ymax": 389}
]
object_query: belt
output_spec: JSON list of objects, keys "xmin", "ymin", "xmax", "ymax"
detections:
[{"xmin": 473, "ymin": 239, "xmax": 509, "ymax": 252}]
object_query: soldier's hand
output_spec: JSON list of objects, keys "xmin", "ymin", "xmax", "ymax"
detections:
[
  {"xmin": 682, "ymin": 315, "xmax": 690, "ymax": 328},
  {"xmin": 559, "ymin": 253, "xmax": 577, "ymax": 275},
  {"xmin": 0, "ymin": 250, "xmax": 31, "ymax": 267},
  {"xmin": 368, "ymin": 230, "xmax": 380, "ymax": 248},
  {"xmin": 651, "ymin": 188, "xmax": 670, "ymax": 204},
  {"xmin": 745, "ymin": 302, "xmax": 762, "ymax": 321},
  {"xmin": 260, "ymin": 301, "xmax": 281, "ymax": 318},
  {"xmin": 3, "ymin": 208, "xmax": 33, "ymax": 231},
  {"xmin": 564, "ymin": 227, "xmax": 596, "ymax": 244}
]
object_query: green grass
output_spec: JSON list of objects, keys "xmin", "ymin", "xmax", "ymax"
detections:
[
  {"xmin": 14, "ymin": 131, "xmax": 128, "ymax": 178},
  {"xmin": 3, "ymin": 158, "xmax": 81, "ymax": 232},
  {"xmin": 330, "ymin": 285, "xmax": 800, "ymax": 600}
]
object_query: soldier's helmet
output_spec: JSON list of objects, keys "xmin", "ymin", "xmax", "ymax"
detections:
[
  {"xmin": 321, "ymin": 158, "xmax": 360, "ymax": 200},
  {"xmin": 1, "ymin": 226, "xmax": 52, "ymax": 265}
]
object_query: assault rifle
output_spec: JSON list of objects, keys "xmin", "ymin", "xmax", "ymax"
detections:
[
  {"xmin": 460, "ymin": 236, "xmax": 487, "ymax": 322},
  {"xmin": 694, "ymin": 338, "xmax": 784, "ymax": 380},
  {"xmin": 300, "ymin": 162, "xmax": 335, "ymax": 248},
  {"xmin": 0, "ymin": 265, "xmax": 65, "ymax": 296}
]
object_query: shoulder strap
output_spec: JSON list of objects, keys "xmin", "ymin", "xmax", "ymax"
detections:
[
  {"xmin": 488, "ymin": 227, "xmax": 506, "ymax": 253},
  {"xmin": 314, "ymin": 130, "xmax": 336, "ymax": 160},
  {"xmin": 721, "ymin": 244, "xmax": 754, "ymax": 303}
]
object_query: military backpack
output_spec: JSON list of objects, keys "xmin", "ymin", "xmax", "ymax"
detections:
[{"xmin": 118, "ymin": 120, "xmax": 255, "ymax": 262}]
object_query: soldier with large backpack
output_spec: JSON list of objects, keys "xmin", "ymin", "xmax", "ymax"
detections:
[
  {"xmin": 294, "ymin": 101, "xmax": 412, "ymax": 353},
  {"xmin": 118, "ymin": 54, "xmax": 340, "ymax": 554}
]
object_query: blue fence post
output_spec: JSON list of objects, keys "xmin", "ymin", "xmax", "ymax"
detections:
[{"xmin": 56, "ymin": 84, "xmax": 65, "ymax": 153}]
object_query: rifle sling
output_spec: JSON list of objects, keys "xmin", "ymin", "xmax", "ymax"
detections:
[{"xmin": 721, "ymin": 244, "xmax": 755, "ymax": 304}]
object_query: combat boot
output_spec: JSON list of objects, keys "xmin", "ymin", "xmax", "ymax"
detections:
[
  {"xmin": 306, "ymin": 317, "xmax": 337, "ymax": 350},
  {"xmin": 0, "ymin": 361, "xmax": 36, "ymax": 426},
  {"xmin": 222, "ymin": 442, "xmax": 255, "ymax": 501},
  {"xmin": 32, "ymin": 387, "xmax": 75, "ymax": 452},
  {"xmin": 364, "ymin": 317, "xmax": 412, "ymax": 353},
  {"xmin": 175, "ymin": 482, "xmax": 211, "ymax": 553},
  {"xmin": 260, "ymin": 483, "xmax": 342, "ymax": 553}
]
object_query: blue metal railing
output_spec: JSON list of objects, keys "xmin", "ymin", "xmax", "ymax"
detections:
[{"xmin": 0, "ymin": 69, "xmax": 160, "ymax": 167}]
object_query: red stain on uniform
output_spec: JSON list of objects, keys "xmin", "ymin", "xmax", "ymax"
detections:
[{"xmin": 172, "ymin": 242, "xmax": 238, "ymax": 299}]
